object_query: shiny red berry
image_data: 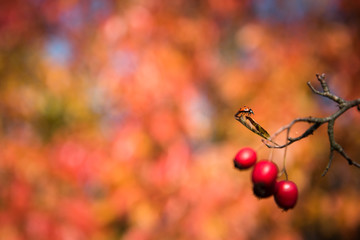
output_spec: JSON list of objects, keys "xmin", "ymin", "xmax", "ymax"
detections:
[
  {"xmin": 233, "ymin": 147, "xmax": 257, "ymax": 170},
  {"xmin": 274, "ymin": 180, "xmax": 298, "ymax": 210},
  {"xmin": 251, "ymin": 160, "xmax": 278, "ymax": 198}
]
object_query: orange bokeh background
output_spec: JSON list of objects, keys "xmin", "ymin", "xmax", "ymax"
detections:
[{"xmin": 1, "ymin": 1, "xmax": 360, "ymax": 239}]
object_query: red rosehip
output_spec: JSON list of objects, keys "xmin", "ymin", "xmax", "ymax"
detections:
[
  {"xmin": 251, "ymin": 160, "xmax": 278, "ymax": 198},
  {"xmin": 233, "ymin": 147, "xmax": 257, "ymax": 170},
  {"xmin": 274, "ymin": 180, "xmax": 298, "ymax": 210}
]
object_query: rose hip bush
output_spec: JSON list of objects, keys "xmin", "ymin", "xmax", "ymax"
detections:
[{"xmin": 233, "ymin": 147, "xmax": 299, "ymax": 210}]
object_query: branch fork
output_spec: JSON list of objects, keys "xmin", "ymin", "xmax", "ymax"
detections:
[{"xmin": 263, "ymin": 74, "xmax": 360, "ymax": 176}]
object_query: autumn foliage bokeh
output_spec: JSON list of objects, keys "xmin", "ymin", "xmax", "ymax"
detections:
[{"xmin": 1, "ymin": 1, "xmax": 360, "ymax": 239}]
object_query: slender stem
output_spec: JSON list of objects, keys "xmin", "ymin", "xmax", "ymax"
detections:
[{"xmin": 282, "ymin": 128, "xmax": 289, "ymax": 180}]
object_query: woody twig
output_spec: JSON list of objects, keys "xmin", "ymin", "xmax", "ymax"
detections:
[{"xmin": 263, "ymin": 74, "xmax": 360, "ymax": 176}]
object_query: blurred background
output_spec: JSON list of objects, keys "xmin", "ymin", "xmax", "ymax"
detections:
[{"xmin": 1, "ymin": 0, "xmax": 360, "ymax": 239}]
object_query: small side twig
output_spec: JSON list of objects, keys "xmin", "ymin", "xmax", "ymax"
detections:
[
  {"xmin": 307, "ymin": 73, "xmax": 347, "ymax": 106},
  {"xmin": 263, "ymin": 74, "xmax": 360, "ymax": 176}
]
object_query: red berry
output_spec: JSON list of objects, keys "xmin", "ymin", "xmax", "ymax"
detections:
[
  {"xmin": 251, "ymin": 161, "xmax": 278, "ymax": 198},
  {"xmin": 233, "ymin": 147, "xmax": 257, "ymax": 170},
  {"xmin": 274, "ymin": 180, "xmax": 298, "ymax": 210}
]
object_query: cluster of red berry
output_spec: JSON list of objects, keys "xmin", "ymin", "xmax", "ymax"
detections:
[{"xmin": 233, "ymin": 147, "xmax": 298, "ymax": 211}]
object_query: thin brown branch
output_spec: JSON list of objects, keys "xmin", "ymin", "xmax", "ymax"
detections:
[
  {"xmin": 264, "ymin": 73, "xmax": 360, "ymax": 175},
  {"xmin": 262, "ymin": 122, "xmax": 322, "ymax": 149},
  {"xmin": 322, "ymin": 120, "xmax": 336, "ymax": 176},
  {"xmin": 323, "ymin": 119, "xmax": 360, "ymax": 176},
  {"xmin": 322, "ymin": 147, "xmax": 334, "ymax": 177},
  {"xmin": 316, "ymin": 73, "xmax": 330, "ymax": 93},
  {"xmin": 307, "ymin": 73, "xmax": 347, "ymax": 106}
]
